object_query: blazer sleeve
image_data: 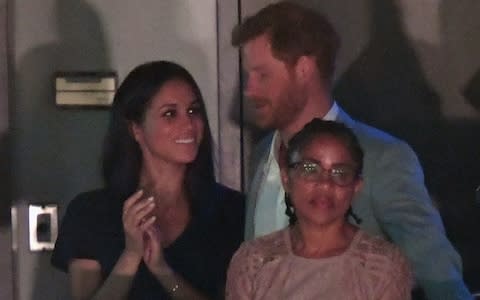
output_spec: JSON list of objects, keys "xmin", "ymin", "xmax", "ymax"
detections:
[{"xmin": 371, "ymin": 140, "xmax": 472, "ymax": 299}]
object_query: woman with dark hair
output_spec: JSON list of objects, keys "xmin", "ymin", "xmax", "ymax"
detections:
[
  {"xmin": 51, "ymin": 61, "xmax": 244, "ymax": 299},
  {"xmin": 226, "ymin": 119, "xmax": 412, "ymax": 300}
]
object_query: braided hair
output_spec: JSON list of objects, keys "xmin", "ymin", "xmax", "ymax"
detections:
[{"xmin": 284, "ymin": 119, "xmax": 364, "ymax": 225}]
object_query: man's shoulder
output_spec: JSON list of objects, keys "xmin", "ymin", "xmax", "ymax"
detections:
[
  {"xmin": 336, "ymin": 107, "xmax": 400, "ymax": 145},
  {"xmin": 350, "ymin": 119, "xmax": 403, "ymax": 147},
  {"xmin": 346, "ymin": 117, "xmax": 419, "ymax": 159}
]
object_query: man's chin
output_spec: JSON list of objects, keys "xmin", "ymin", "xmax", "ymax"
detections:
[{"xmin": 253, "ymin": 117, "xmax": 276, "ymax": 130}]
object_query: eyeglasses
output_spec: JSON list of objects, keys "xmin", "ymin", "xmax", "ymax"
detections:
[{"xmin": 288, "ymin": 160, "xmax": 359, "ymax": 187}]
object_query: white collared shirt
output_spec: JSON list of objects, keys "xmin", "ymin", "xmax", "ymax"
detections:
[{"xmin": 253, "ymin": 102, "xmax": 340, "ymax": 238}]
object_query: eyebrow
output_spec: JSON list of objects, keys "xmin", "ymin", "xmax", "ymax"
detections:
[
  {"xmin": 157, "ymin": 103, "xmax": 177, "ymax": 110},
  {"xmin": 297, "ymin": 158, "xmax": 355, "ymax": 168},
  {"xmin": 243, "ymin": 62, "xmax": 268, "ymax": 72},
  {"xmin": 157, "ymin": 99, "xmax": 200, "ymax": 109},
  {"xmin": 295, "ymin": 157, "xmax": 320, "ymax": 164}
]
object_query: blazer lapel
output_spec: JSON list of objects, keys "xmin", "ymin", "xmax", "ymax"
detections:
[
  {"xmin": 244, "ymin": 133, "xmax": 274, "ymax": 240},
  {"xmin": 335, "ymin": 106, "xmax": 357, "ymax": 129}
]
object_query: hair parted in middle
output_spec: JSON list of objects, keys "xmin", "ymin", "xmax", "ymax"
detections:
[
  {"xmin": 286, "ymin": 119, "xmax": 364, "ymax": 174},
  {"xmin": 101, "ymin": 60, "xmax": 215, "ymax": 211},
  {"xmin": 284, "ymin": 119, "xmax": 364, "ymax": 225}
]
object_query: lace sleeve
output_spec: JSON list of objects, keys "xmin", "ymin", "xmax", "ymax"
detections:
[
  {"xmin": 225, "ymin": 243, "xmax": 254, "ymax": 300},
  {"xmin": 225, "ymin": 231, "xmax": 288, "ymax": 300},
  {"xmin": 377, "ymin": 247, "xmax": 414, "ymax": 300}
]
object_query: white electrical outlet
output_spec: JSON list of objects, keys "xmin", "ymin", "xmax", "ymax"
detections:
[{"xmin": 28, "ymin": 204, "xmax": 58, "ymax": 251}]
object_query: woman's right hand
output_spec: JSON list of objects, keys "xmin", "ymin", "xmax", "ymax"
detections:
[{"xmin": 122, "ymin": 190, "xmax": 157, "ymax": 258}]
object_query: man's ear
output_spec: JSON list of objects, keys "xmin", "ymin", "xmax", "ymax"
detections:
[{"xmin": 295, "ymin": 55, "xmax": 316, "ymax": 81}]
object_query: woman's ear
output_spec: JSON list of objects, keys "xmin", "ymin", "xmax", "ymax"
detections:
[
  {"xmin": 280, "ymin": 167, "xmax": 291, "ymax": 194},
  {"xmin": 353, "ymin": 177, "xmax": 363, "ymax": 195},
  {"xmin": 129, "ymin": 122, "xmax": 143, "ymax": 144}
]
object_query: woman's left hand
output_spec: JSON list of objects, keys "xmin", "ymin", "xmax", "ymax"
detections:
[{"xmin": 143, "ymin": 226, "xmax": 169, "ymax": 276}]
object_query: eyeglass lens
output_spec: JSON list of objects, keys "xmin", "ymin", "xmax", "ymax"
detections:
[{"xmin": 293, "ymin": 161, "xmax": 356, "ymax": 186}]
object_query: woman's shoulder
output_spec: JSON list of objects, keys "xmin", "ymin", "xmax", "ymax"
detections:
[
  {"xmin": 235, "ymin": 230, "xmax": 288, "ymax": 263},
  {"xmin": 227, "ymin": 230, "xmax": 288, "ymax": 286},
  {"xmin": 352, "ymin": 230, "xmax": 412, "ymax": 278},
  {"xmin": 354, "ymin": 231, "xmax": 406, "ymax": 260},
  {"xmin": 64, "ymin": 188, "xmax": 122, "ymax": 223},
  {"xmin": 52, "ymin": 188, "xmax": 123, "ymax": 272},
  {"xmin": 69, "ymin": 188, "xmax": 109, "ymax": 203},
  {"xmin": 66, "ymin": 188, "xmax": 113, "ymax": 211},
  {"xmin": 210, "ymin": 183, "xmax": 245, "ymax": 213},
  {"xmin": 214, "ymin": 182, "xmax": 244, "ymax": 200}
]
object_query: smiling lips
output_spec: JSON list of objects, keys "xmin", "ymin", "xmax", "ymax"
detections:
[{"xmin": 175, "ymin": 138, "xmax": 195, "ymax": 144}]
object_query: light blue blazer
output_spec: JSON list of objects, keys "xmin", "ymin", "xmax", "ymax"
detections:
[{"xmin": 245, "ymin": 107, "xmax": 472, "ymax": 300}]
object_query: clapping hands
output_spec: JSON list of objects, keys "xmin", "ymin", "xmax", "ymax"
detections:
[
  {"xmin": 122, "ymin": 190, "xmax": 169, "ymax": 275},
  {"xmin": 122, "ymin": 190, "xmax": 157, "ymax": 257}
]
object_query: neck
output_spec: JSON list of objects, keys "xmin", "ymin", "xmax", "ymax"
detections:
[
  {"xmin": 291, "ymin": 220, "xmax": 356, "ymax": 258},
  {"xmin": 279, "ymin": 85, "xmax": 334, "ymax": 143},
  {"xmin": 139, "ymin": 155, "xmax": 187, "ymax": 204},
  {"xmin": 139, "ymin": 157, "xmax": 192, "ymax": 247}
]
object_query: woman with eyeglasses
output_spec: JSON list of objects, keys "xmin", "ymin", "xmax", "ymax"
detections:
[{"xmin": 226, "ymin": 119, "xmax": 413, "ymax": 300}]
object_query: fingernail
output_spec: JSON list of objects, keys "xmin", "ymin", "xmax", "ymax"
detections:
[
  {"xmin": 147, "ymin": 196, "xmax": 154, "ymax": 202},
  {"xmin": 137, "ymin": 189, "xmax": 144, "ymax": 195}
]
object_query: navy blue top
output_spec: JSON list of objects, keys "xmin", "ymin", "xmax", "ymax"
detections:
[{"xmin": 51, "ymin": 183, "xmax": 245, "ymax": 299}]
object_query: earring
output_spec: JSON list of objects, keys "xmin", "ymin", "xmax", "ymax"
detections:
[
  {"xmin": 284, "ymin": 193, "xmax": 297, "ymax": 225},
  {"xmin": 346, "ymin": 206, "xmax": 362, "ymax": 224}
]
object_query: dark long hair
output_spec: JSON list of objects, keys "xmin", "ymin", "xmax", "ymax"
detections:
[
  {"xmin": 102, "ymin": 61, "xmax": 215, "ymax": 208},
  {"xmin": 284, "ymin": 119, "xmax": 364, "ymax": 225}
]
